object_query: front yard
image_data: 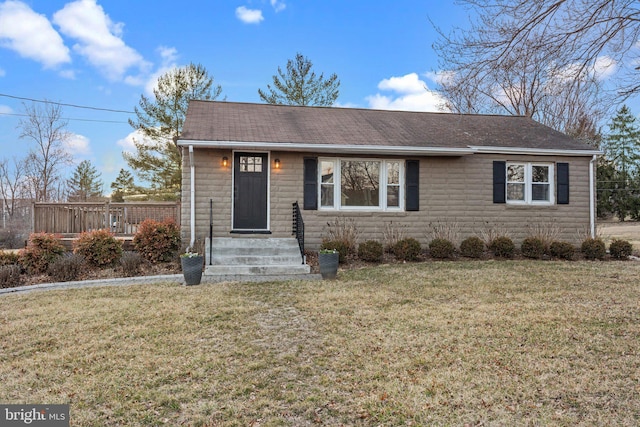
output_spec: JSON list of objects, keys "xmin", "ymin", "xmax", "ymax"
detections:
[{"xmin": 1, "ymin": 261, "xmax": 639, "ymax": 425}]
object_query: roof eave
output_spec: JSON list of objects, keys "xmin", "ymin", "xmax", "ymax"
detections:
[
  {"xmin": 468, "ymin": 146, "xmax": 603, "ymax": 156},
  {"xmin": 177, "ymin": 140, "xmax": 475, "ymax": 156}
]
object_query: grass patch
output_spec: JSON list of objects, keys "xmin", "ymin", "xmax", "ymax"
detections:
[{"xmin": 1, "ymin": 261, "xmax": 640, "ymax": 425}]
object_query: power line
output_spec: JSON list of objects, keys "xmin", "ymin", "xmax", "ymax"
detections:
[
  {"xmin": 0, "ymin": 112, "xmax": 129, "ymax": 124},
  {"xmin": 0, "ymin": 93, "xmax": 135, "ymax": 114}
]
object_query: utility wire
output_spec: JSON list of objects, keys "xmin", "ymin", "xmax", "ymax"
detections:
[
  {"xmin": 0, "ymin": 112, "xmax": 129, "ymax": 124},
  {"xmin": 0, "ymin": 93, "xmax": 135, "ymax": 114}
]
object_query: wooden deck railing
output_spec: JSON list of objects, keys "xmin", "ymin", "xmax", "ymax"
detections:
[{"xmin": 32, "ymin": 202, "xmax": 181, "ymax": 236}]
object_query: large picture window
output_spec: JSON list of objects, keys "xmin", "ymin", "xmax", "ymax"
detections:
[
  {"xmin": 506, "ymin": 162, "xmax": 553, "ymax": 204},
  {"xmin": 319, "ymin": 158, "xmax": 403, "ymax": 210}
]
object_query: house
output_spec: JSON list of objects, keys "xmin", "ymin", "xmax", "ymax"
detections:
[{"xmin": 177, "ymin": 101, "xmax": 600, "ymax": 273}]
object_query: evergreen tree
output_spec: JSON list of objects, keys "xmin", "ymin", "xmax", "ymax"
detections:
[
  {"xmin": 258, "ymin": 53, "xmax": 340, "ymax": 106},
  {"xmin": 603, "ymin": 105, "xmax": 640, "ymax": 220},
  {"xmin": 110, "ymin": 169, "xmax": 136, "ymax": 202},
  {"xmin": 67, "ymin": 160, "xmax": 103, "ymax": 202},
  {"xmin": 125, "ymin": 63, "xmax": 222, "ymax": 198}
]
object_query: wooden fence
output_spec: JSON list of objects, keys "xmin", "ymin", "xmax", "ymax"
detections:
[{"xmin": 32, "ymin": 202, "xmax": 181, "ymax": 236}]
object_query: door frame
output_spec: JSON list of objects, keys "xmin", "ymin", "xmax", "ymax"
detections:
[{"xmin": 230, "ymin": 150, "xmax": 271, "ymax": 232}]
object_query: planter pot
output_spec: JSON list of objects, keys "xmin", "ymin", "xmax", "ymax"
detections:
[
  {"xmin": 181, "ymin": 256, "xmax": 203, "ymax": 285},
  {"xmin": 319, "ymin": 252, "xmax": 339, "ymax": 279}
]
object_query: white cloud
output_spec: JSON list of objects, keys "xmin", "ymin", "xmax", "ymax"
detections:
[
  {"xmin": 65, "ymin": 133, "xmax": 91, "ymax": 158},
  {"xmin": 0, "ymin": 104, "xmax": 13, "ymax": 114},
  {"xmin": 271, "ymin": 0, "xmax": 286, "ymax": 12},
  {"xmin": 134, "ymin": 46, "xmax": 180, "ymax": 96},
  {"xmin": 59, "ymin": 69, "xmax": 76, "ymax": 79},
  {"xmin": 236, "ymin": 6, "xmax": 263, "ymax": 24},
  {"xmin": 591, "ymin": 55, "xmax": 617, "ymax": 80},
  {"xmin": 53, "ymin": 0, "xmax": 149, "ymax": 81},
  {"xmin": 117, "ymin": 129, "xmax": 154, "ymax": 154},
  {"xmin": 0, "ymin": 0, "xmax": 70, "ymax": 68},
  {"xmin": 0, "ymin": 67, "xmax": 5, "ymax": 77},
  {"xmin": 366, "ymin": 73, "xmax": 448, "ymax": 112}
]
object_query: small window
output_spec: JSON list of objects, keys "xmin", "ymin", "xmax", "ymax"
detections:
[
  {"xmin": 386, "ymin": 161, "xmax": 400, "ymax": 208},
  {"xmin": 320, "ymin": 160, "xmax": 335, "ymax": 208},
  {"xmin": 239, "ymin": 156, "xmax": 262, "ymax": 172},
  {"xmin": 506, "ymin": 162, "xmax": 553, "ymax": 205}
]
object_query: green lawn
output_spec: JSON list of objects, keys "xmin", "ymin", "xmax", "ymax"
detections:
[{"xmin": 1, "ymin": 261, "xmax": 639, "ymax": 426}]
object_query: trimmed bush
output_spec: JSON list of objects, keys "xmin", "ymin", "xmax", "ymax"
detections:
[
  {"xmin": 521, "ymin": 237, "xmax": 546, "ymax": 259},
  {"xmin": 120, "ymin": 251, "xmax": 144, "ymax": 277},
  {"xmin": 460, "ymin": 236, "xmax": 485, "ymax": 259},
  {"xmin": 321, "ymin": 239, "xmax": 350, "ymax": 263},
  {"xmin": 358, "ymin": 240, "xmax": 383, "ymax": 263},
  {"xmin": 393, "ymin": 238, "xmax": 421, "ymax": 261},
  {"xmin": 0, "ymin": 251, "xmax": 20, "ymax": 266},
  {"xmin": 581, "ymin": 237, "xmax": 606, "ymax": 260},
  {"xmin": 429, "ymin": 238, "xmax": 456, "ymax": 259},
  {"xmin": 73, "ymin": 229, "xmax": 123, "ymax": 268},
  {"xmin": 0, "ymin": 264, "xmax": 21, "ymax": 288},
  {"xmin": 48, "ymin": 253, "xmax": 86, "ymax": 282},
  {"xmin": 488, "ymin": 236, "xmax": 515, "ymax": 259},
  {"xmin": 19, "ymin": 233, "xmax": 65, "ymax": 274},
  {"xmin": 549, "ymin": 241, "xmax": 576, "ymax": 260},
  {"xmin": 609, "ymin": 239, "xmax": 633, "ymax": 260},
  {"xmin": 133, "ymin": 219, "xmax": 181, "ymax": 264}
]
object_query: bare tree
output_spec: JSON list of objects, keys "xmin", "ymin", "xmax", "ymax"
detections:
[
  {"xmin": 431, "ymin": 0, "xmax": 634, "ymax": 134},
  {"xmin": 17, "ymin": 102, "xmax": 73, "ymax": 201},
  {"xmin": 0, "ymin": 157, "xmax": 27, "ymax": 219}
]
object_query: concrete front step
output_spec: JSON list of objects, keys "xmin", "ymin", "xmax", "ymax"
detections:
[
  {"xmin": 205, "ymin": 264, "xmax": 311, "ymax": 276},
  {"xmin": 204, "ymin": 237, "xmax": 309, "ymax": 276}
]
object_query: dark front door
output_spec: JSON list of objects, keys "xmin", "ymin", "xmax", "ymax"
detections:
[{"xmin": 233, "ymin": 152, "xmax": 268, "ymax": 230}]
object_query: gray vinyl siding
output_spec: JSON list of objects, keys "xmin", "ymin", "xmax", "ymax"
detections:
[{"xmin": 182, "ymin": 149, "xmax": 593, "ymax": 249}]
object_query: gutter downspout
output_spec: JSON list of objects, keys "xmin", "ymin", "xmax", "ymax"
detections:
[
  {"xmin": 189, "ymin": 145, "xmax": 196, "ymax": 251},
  {"xmin": 589, "ymin": 154, "xmax": 596, "ymax": 238}
]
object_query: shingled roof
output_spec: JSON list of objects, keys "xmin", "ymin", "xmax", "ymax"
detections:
[{"xmin": 178, "ymin": 101, "xmax": 599, "ymax": 156}]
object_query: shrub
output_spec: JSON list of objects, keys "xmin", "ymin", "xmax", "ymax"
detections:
[
  {"xmin": 609, "ymin": 239, "xmax": 633, "ymax": 260},
  {"xmin": 133, "ymin": 219, "xmax": 181, "ymax": 263},
  {"xmin": 321, "ymin": 239, "xmax": 350, "ymax": 263},
  {"xmin": 120, "ymin": 251, "xmax": 144, "ymax": 277},
  {"xmin": 549, "ymin": 241, "xmax": 576, "ymax": 260},
  {"xmin": 428, "ymin": 238, "xmax": 456, "ymax": 259},
  {"xmin": 73, "ymin": 229, "xmax": 123, "ymax": 268},
  {"xmin": 393, "ymin": 238, "xmax": 421, "ymax": 261},
  {"xmin": 0, "ymin": 264, "xmax": 21, "ymax": 288},
  {"xmin": 358, "ymin": 240, "xmax": 384, "ymax": 263},
  {"xmin": 19, "ymin": 233, "xmax": 65, "ymax": 274},
  {"xmin": 581, "ymin": 237, "xmax": 606, "ymax": 260},
  {"xmin": 0, "ymin": 251, "xmax": 20, "ymax": 266},
  {"xmin": 488, "ymin": 236, "xmax": 515, "ymax": 259},
  {"xmin": 460, "ymin": 236, "xmax": 485, "ymax": 259},
  {"xmin": 324, "ymin": 218, "xmax": 361, "ymax": 255},
  {"xmin": 47, "ymin": 253, "xmax": 86, "ymax": 282},
  {"xmin": 521, "ymin": 237, "xmax": 546, "ymax": 259}
]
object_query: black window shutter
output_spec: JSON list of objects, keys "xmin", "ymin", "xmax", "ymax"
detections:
[
  {"xmin": 557, "ymin": 162, "xmax": 569, "ymax": 204},
  {"xmin": 303, "ymin": 157, "xmax": 318, "ymax": 210},
  {"xmin": 406, "ymin": 160, "xmax": 419, "ymax": 211},
  {"xmin": 493, "ymin": 161, "xmax": 506, "ymax": 203}
]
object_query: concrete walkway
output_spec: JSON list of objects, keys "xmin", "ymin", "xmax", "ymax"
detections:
[{"xmin": 0, "ymin": 273, "xmax": 322, "ymax": 296}]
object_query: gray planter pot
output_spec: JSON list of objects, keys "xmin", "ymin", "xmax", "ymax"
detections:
[
  {"xmin": 181, "ymin": 255, "xmax": 203, "ymax": 285},
  {"xmin": 319, "ymin": 252, "xmax": 339, "ymax": 279}
]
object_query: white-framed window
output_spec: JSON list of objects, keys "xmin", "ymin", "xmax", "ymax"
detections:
[
  {"xmin": 506, "ymin": 162, "xmax": 553, "ymax": 204},
  {"xmin": 319, "ymin": 158, "xmax": 403, "ymax": 210}
]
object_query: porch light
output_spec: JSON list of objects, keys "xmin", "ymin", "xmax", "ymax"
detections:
[
  {"xmin": 222, "ymin": 156, "xmax": 228, "ymax": 167},
  {"xmin": 274, "ymin": 158, "xmax": 281, "ymax": 169}
]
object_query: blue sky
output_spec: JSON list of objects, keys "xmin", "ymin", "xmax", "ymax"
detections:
[{"xmin": 0, "ymin": 0, "xmax": 470, "ymax": 190}]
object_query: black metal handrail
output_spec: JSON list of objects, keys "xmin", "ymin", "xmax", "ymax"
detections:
[
  {"xmin": 209, "ymin": 198, "xmax": 213, "ymax": 265},
  {"xmin": 292, "ymin": 201, "xmax": 305, "ymax": 264}
]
